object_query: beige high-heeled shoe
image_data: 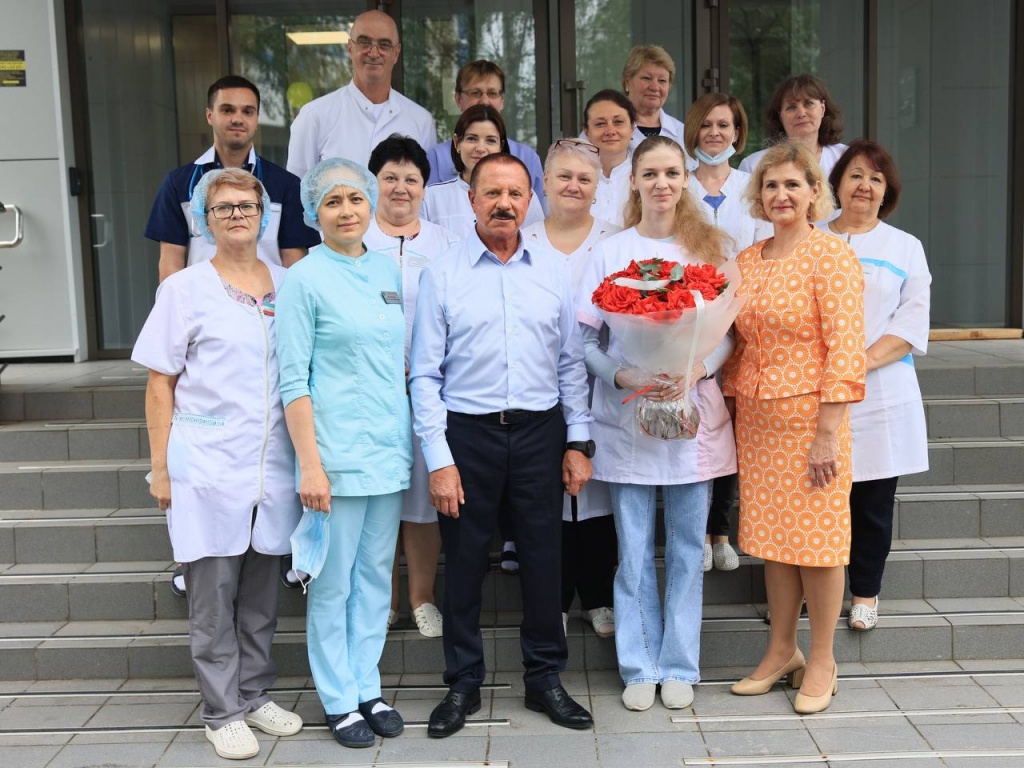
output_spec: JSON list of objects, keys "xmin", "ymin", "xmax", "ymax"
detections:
[
  {"xmin": 731, "ymin": 649, "xmax": 806, "ymax": 695},
  {"xmin": 793, "ymin": 663, "xmax": 838, "ymax": 714}
]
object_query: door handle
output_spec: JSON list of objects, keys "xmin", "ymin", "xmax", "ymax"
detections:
[
  {"xmin": 91, "ymin": 213, "xmax": 110, "ymax": 248},
  {"xmin": 0, "ymin": 202, "xmax": 24, "ymax": 249}
]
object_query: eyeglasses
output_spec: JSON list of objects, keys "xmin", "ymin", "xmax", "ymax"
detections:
[
  {"xmin": 208, "ymin": 202, "xmax": 262, "ymax": 219},
  {"xmin": 555, "ymin": 138, "xmax": 600, "ymax": 155},
  {"xmin": 351, "ymin": 36, "xmax": 396, "ymax": 53},
  {"xmin": 459, "ymin": 88, "xmax": 504, "ymax": 100}
]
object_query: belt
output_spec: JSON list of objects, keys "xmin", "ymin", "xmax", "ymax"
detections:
[{"xmin": 455, "ymin": 405, "xmax": 558, "ymax": 427}]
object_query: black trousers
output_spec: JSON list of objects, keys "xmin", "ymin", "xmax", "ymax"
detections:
[
  {"xmin": 707, "ymin": 472, "xmax": 737, "ymax": 537},
  {"xmin": 439, "ymin": 407, "xmax": 567, "ymax": 694},
  {"xmin": 848, "ymin": 476, "xmax": 900, "ymax": 597},
  {"xmin": 561, "ymin": 513, "xmax": 617, "ymax": 612}
]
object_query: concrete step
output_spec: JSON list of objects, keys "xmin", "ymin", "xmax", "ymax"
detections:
[
  {"xmin": 0, "ymin": 459, "xmax": 151, "ymax": 510},
  {"xmin": 924, "ymin": 396, "xmax": 1024, "ymax": 439},
  {"xmin": 2, "ymin": 542, "xmax": 1023, "ymax": 625},
  {"xmin": 0, "ymin": 385, "xmax": 146, "ymax": 423},
  {"xmin": 899, "ymin": 437, "xmax": 1024, "ymax": 487},
  {"xmin": 0, "ymin": 420, "xmax": 148, "ymax": 462},
  {"xmin": 3, "ymin": 598, "xmax": 1023, "ymax": 681},
  {"xmin": 915, "ymin": 353, "xmax": 1024, "ymax": 398},
  {"xmin": 0, "ymin": 484, "xmax": 1020, "ymax": 565}
]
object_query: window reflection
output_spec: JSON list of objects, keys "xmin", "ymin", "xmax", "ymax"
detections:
[{"xmin": 401, "ymin": 2, "xmax": 536, "ymax": 147}]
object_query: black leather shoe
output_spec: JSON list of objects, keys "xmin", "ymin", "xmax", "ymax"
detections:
[
  {"xmin": 524, "ymin": 685, "xmax": 593, "ymax": 730},
  {"xmin": 427, "ymin": 689, "xmax": 481, "ymax": 738}
]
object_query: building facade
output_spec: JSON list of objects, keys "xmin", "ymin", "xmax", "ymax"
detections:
[{"xmin": 0, "ymin": 0, "xmax": 1021, "ymax": 359}]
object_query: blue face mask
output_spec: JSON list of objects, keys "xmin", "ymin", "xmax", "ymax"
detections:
[
  {"xmin": 289, "ymin": 508, "xmax": 330, "ymax": 591},
  {"xmin": 695, "ymin": 144, "xmax": 737, "ymax": 167}
]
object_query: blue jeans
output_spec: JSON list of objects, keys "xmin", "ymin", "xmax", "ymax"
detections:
[{"xmin": 610, "ymin": 482, "xmax": 710, "ymax": 685}]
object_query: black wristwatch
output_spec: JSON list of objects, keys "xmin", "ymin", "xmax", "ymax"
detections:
[{"xmin": 565, "ymin": 440, "xmax": 596, "ymax": 458}]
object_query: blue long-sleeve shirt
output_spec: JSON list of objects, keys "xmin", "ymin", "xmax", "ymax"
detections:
[
  {"xmin": 276, "ymin": 243, "xmax": 412, "ymax": 496},
  {"xmin": 408, "ymin": 229, "xmax": 592, "ymax": 472}
]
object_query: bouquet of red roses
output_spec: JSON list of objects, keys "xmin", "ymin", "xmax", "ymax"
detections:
[{"xmin": 591, "ymin": 257, "xmax": 743, "ymax": 440}]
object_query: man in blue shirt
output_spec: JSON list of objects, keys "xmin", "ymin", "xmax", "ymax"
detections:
[
  {"xmin": 146, "ymin": 75, "xmax": 319, "ymax": 282},
  {"xmin": 426, "ymin": 60, "xmax": 547, "ymax": 211},
  {"xmin": 409, "ymin": 153, "xmax": 594, "ymax": 737}
]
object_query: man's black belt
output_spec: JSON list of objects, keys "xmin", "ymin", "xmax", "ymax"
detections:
[{"xmin": 455, "ymin": 405, "xmax": 559, "ymax": 427}]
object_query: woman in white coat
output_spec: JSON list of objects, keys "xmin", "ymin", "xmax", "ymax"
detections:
[
  {"xmin": 421, "ymin": 104, "xmax": 543, "ymax": 238},
  {"xmin": 621, "ymin": 44, "xmax": 685, "ymax": 150},
  {"xmin": 739, "ymin": 74, "xmax": 847, "ymax": 180},
  {"xmin": 684, "ymin": 92, "xmax": 771, "ymax": 573},
  {"xmin": 576, "ymin": 136, "xmax": 736, "ymax": 713},
  {"xmin": 818, "ymin": 140, "xmax": 931, "ymax": 631},
  {"xmin": 132, "ymin": 168, "xmax": 303, "ymax": 761},
  {"xmin": 522, "ymin": 138, "xmax": 620, "ymax": 638},
  {"xmin": 583, "ymin": 90, "xmax": 637, "ymax": 227}
]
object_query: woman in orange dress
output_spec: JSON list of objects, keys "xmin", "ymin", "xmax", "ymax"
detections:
[{"xmin": 722, "ymin": 142, "xmax": 865, "ymax": 714}]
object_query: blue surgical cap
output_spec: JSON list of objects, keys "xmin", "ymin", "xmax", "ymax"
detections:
[
  {"xmin": 190, "ymin": 169, "xmax": 272, "ymax": 244},
  {"xmin": 300, "ymin": 157, "xmax": 379, "ymax": 231}
]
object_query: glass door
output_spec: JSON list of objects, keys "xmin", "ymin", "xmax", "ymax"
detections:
[{"xmin": 75, "ymin": 0, "xmax": 186, "ymax": 353}]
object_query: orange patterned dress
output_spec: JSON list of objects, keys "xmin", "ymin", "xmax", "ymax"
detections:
[{"xmin": 722, "ymin": 228, "xmax": 866, "ymax": 567}]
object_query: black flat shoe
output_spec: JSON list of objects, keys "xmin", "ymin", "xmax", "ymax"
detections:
[
  {"xmin": 524, "ymin": 684, "xmax": 593, "ymax": 730},
  {"xmin": 170, "ymin": 564, "xmax": 186, "ymax": 598},
  {"xmin": 279, "ymin": 554, "xmax": 304, "ymax": 590},
  {"xmin": 358, "ymin": 698, "xmax": 404, "ymax": 737},
  {"xmin": 325, "ymin": 712, "xmax": 375, "ymax": 748},
  {"xmin": 427, "ymin": 689, "xmax": 481, "ymax": 739}
]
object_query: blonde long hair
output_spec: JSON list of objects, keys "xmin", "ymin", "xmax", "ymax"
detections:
[{"xmin": 623, "ymin": 136, "xmax": 730, "ymax": 266}]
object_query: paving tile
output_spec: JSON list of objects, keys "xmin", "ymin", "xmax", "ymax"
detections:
[
  {"xmin": 588, "ymin": 693, "xmax": 689, "ymax": 734},
  {"xmin": 857, "ymin": 620, "xmax": 951, "ymax": 663},
  {"xmin": 0, "ymin": 428, "xmax": 69, "ymax": 462},
  {"xmin": 261, "ymin": 732, "xmax": 381, "ymax": 765},
  {"xmin": 690, "ymin": 685, "xmax": 807, "ymax": 731},
  {"xmin": 897, "ymin": 498, "xmax": 981, "ymax": 539},
  {"xmin": 927, "ymin": 400, "xmax": 1000, "ymax": 439},
  {"xmin": 0, "ymin": 471, "xmax": 43, "ymax": 510},
  {"xmin": 127, "ymin": 643, "xmax": 194, "ymax": 679},
  {"xmin": 953, "ymin": 619, "xmax": 1024, "ymax": 660},
  {"xmin": 0, "ymin": 701, "xmax": 102, "ymax": 729},
  {"xmin": 0, "ymin": 744, "xmax": 63, "ymax": 768},
  {"xmin": 702, "ymin": 724, "xmax": 818, "ymax": 758},
  {"xmin": 119, "ymin": 467, "xmax": 155, "ymax": 510},
  {"xmin": 36, "ymin": 642, "xmax": 128, "ymax": 680},
  {"xmin": 372, "ymin": 733, "xmax": 490, "ymax": 764},
  {"xmin": 69, "ymin": 579, "xmax": 154, "ymax": 621},
  {"xmin": 806, "ymin": 720, "xmax": 931, "ymax": 752},
  {"xmin": 0, "ymin": 526, "xmax": 13, "ymax": 562},
  {"xmin": 878, "ymin": 681, "xmax": 1000, "ymax": 712},
  {"xmin": 595, "ymin": 730, "xmax": 708, "ymax": 767},
  {"xmin": 49, "ymin": 741, "xmax": 176, "ymax": 768},
  {"xmin": 85, "ymin": 701, "xmax": 197, "ymax": 728},
  {"xmin": 922, "ymin": 552, "xmax": 1008, "ymax": 598},
  {"xmin": 915, "ymin": 722, "xmax": 1024, "ymax": 750},
  {"xmin": 0, "ymin": 390, "xmax": 26, "ymax": 421},
  {"xmin": 92, "ymin": 389, "xmax": 146, "ymax": 421},
  {"xmin": 487, "ymin": 732, "xmax": 598, "ymax": 767}
]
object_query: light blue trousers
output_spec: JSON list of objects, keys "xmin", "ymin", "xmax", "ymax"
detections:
[
  {"xmin": 306, "ymin": 492, "xmax": 402, "ymax": 714},
  {"xmin": 610, "ymin": 481, "xmax": 710, "ymax": 686}
]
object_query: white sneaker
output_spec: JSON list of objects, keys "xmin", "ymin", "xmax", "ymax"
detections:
[
  {"xmin": 587, "ymin": 607, "xmax": 615, "ymax": 638},
  {"xmin": 245, "ymin": 701, "xmax": 303, "ymax": 737},
  {"xmin": 713, "ymin": 542, "xmax": 739, "ymax": 571},
  {"xmin": 387, "ymin": 609, "xmax": 397, "ymax": 630},
  {"xmin": 562, "ymin": 611, "xmax": 569, "ymax": 636},
  {"xmin": 703, "ymin": 543, "xmax": 713, "ymax": 572},
  {"xmin": 413, "ymin": 602, "xmax": 443, "ymax": 638},
  {"xmin": 205, "ymin": 721, "xmax": 259, "ymax": 760}
]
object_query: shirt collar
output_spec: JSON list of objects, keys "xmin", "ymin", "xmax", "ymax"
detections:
[
  {"xmin": 347, "ymin": 81, "xmax": 395, "ymax": 111},
  {"xmin": 467, "ymin": 226, "xmax": 531, "ymax": 267},
  {"xmin": 193, "ymin": 146, "xmax": 258, "ymax": 173}
]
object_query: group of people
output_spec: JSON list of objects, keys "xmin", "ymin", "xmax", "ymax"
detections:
[{"xmin": 132, "ymin": 8, "xmax": 932, "ymax": 762}]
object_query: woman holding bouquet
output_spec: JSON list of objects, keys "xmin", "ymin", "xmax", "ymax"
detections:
[
  {"xmin": 577, "ymin": 135, "xmax": 737, "ymax": 712},
  {"xmin": 723, "ymin": 142, "xmax": 865, "ymax": 714}
]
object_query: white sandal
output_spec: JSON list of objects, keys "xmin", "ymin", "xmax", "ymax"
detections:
[{"xmin": 848, "ymin": 597, "xmax": 879, "ymax": 631}]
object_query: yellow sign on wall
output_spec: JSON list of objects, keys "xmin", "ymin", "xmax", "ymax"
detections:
[{"xmin": 0, "ymin": 50, "xmax": 26, "ymax": 87}]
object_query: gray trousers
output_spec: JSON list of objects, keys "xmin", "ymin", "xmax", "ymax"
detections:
[{"xmin": 185, "ymin": 546, "xmax": 280, "ymax": 729}]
